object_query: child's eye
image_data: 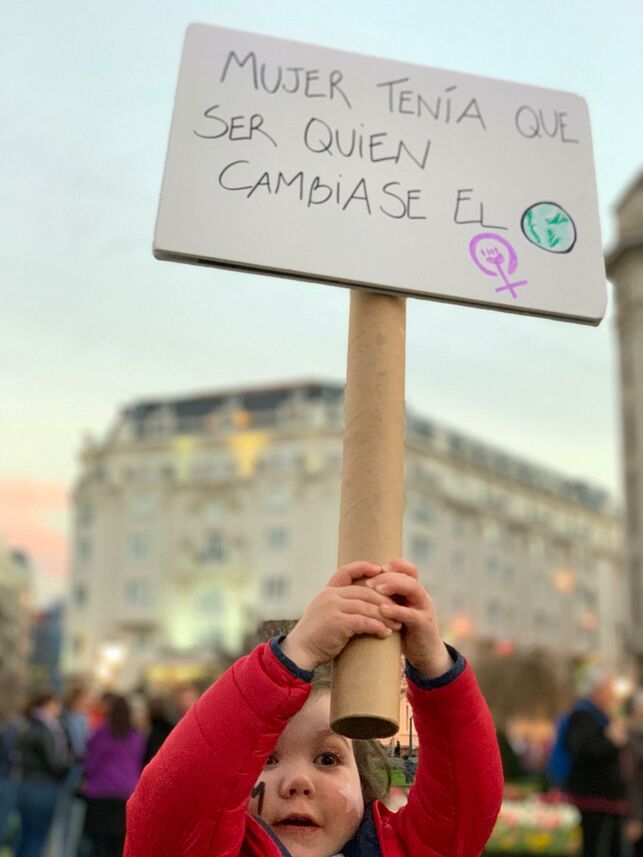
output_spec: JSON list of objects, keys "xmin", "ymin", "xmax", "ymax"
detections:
[
  {"xmin": 314, "ymin": 751, "xmax": 341, "ymax": 767},
  {"xmin": 265, "ymin": 754, "xmax": 278, "ymax": 766}
]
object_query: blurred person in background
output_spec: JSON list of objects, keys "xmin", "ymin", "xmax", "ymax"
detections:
[
  {"xmin": 625, "ymin": 687, "xmax": 643, "ymax": 857},
  {"xmin": 47, "ymin": 686, "xmax": 94, "ymax": 857},
  {"xmin": 14, "ymin": 691, "xmax": 72, "ymax": 857},
  {"xmin": 564, "ymin": 667, "xmax": 628, "ymax": 857},
  {"xmin": 173, "ymin": 683, "xmax": 200, "ymax": 721},
  {"xmin": 81, "ymin": 695, "xmax": 145, "ymax": 857},
  {"xmin": 0, "ymin": 709, "xmax": 22, "ymax": 847},
  {"xmin": 142, "ymin": 684, "xmax": 200, "ymax": 767},
  {"xmin": 60, "ymin": 687, "xmax": 92, "ymax": 761},
  {"xmin": 141, "ymin": 697, "xmax": 174, "ymax": 767},
  {"xmin": 88, "ymin": 692, "xmax": 116, "ymax": 733}
]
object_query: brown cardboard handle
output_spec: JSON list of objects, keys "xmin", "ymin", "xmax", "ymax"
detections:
[{"xmin": 330, "ymin": 290, "xmax": 406, "ymax": 739}]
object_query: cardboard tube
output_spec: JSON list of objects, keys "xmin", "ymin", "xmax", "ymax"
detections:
[{"xmin": 330, "ymin": 290, "xmax": 406, "ymax": 739}]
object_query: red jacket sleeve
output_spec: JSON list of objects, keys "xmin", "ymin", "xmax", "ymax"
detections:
[
  {"xmin": 124, "ymin": 642, "xmax": 311, "ymax": 857},
  {"xmin": 378, "ymin": 661, "xmax": 503, "ymax": 857}
]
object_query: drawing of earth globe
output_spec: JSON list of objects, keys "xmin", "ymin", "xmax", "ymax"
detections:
[{"xmin": 521, "ymin": 202, "xmax": 576, "ymax": 253}]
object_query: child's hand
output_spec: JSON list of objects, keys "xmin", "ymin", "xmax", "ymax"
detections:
[
  {"xmin": 366, "ymin": 559, "xmax": 453, "ymax": 678},
  {"xmin": 281, "ymin": 561, "xmax": 403, "ymax": 671}
]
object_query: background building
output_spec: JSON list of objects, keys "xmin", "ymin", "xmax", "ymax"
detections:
[
  {"xmin": 0, "ymin": 545, "xmax": 33, "ymax": 719},
  {"xmin": 65, "ymin": 381, "xmax": 626, "ymax": 690},
  {"xmin": 607, "ymin": 171, "xmax": 643, "ymax": 677}
]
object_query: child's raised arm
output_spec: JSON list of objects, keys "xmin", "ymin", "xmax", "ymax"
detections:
[{"xmin": 364, "ymin": 560, "xmax": 503, "ymax": 857}]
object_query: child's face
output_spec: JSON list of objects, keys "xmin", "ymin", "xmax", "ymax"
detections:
[{"xmin": 248, "ymin": 692, "xmax": 364, "ymax": 857}]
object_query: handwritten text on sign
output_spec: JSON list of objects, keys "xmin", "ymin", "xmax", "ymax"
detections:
[{"xmin": 154, "ymin": 25, "xmax": 605, "ymax": 324}]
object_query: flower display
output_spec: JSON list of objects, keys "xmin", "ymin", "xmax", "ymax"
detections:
[
  {"xmin": 486, "ymin": 797, "xmax": 581, "ymax": 855},
  {"xmin": 385, "ymin": 788, "xmax": 581, "ymax": 855}
]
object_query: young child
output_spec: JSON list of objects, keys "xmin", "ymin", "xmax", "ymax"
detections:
[{"xmin": 124, "ymin": 560, "xmax": 503, "ymax": 856}]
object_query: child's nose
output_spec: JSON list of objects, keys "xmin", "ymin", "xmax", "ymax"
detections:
[{"xmin": 278, "ymin": 770, "xmax": 316, "ymax": 799}]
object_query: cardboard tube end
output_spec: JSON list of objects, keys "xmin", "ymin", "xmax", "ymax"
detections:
[{"xmin": 331, "ymin": 714, "xmax": 399, "ymax": 740}]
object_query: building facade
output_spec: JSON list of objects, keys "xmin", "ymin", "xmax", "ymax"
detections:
[
  {"xmin": 65, "ymin": 381, "xmax": 626, "ymax": 689},
  {"xmin": 606, "ymin": 171, "xmax": 643, "ymax": 674},
  {"xmin": 0, "ymin": 545, "xmax": 33, "ymax": 719}
]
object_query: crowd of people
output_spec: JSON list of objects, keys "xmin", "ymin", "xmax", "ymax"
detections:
[
  {"xmin": 1, "ymin": 669, "xmax": 643, "ymax": 857},
  {"xmin": 0, "ymin": 683, "xmax": 199, "ymax": 857}
]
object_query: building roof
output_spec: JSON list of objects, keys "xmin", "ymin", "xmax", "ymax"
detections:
[
  {"xmin": 102, "ymin": 379, "xmax": 616, "ymax": 516},
  {"xmin": 122, "ymin": 380, "xmax": 343, "ymax": 428}
]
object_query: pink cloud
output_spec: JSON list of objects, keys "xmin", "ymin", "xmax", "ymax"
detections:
[{"xmin": 0, "ymin": 479, "xmax": 69, "ymax": 578}]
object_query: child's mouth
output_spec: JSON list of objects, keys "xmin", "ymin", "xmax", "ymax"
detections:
[{"xmin": 275, "ymin": 815, "xmax": 320, "ymax": 832}]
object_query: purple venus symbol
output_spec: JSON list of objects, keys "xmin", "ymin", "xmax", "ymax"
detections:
[{"xmin": 469, "ymin": 233, "xmax": 528, "ymax": 299}]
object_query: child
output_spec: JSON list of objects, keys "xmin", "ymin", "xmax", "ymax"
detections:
[{"xmin": 125, "ymin": 560, "xmax": 503, "ymax": 856}]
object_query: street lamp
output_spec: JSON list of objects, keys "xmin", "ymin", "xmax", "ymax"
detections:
[{"xmin": 96, "ymin": 640, "xmax": 127, "ymax": 687}]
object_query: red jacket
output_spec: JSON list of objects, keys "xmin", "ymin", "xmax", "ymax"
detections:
[{"xmin": 125, "ymin": 640, "xmax": 502, "ymax": 856}]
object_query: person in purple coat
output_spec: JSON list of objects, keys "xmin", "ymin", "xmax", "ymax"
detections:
[{"xmin": 81, "ymin": 695, "xmax": 145, "ymax": 857}]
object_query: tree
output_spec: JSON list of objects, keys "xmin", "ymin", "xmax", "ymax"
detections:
[{"xmin": 472, "ymin": 642, "xmax": 573, "ymax": 728}]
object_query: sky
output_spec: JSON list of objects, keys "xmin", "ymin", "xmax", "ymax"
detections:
[{"xmin": 2, "ymin": 0, "xmax": 642, "ymax": 604}]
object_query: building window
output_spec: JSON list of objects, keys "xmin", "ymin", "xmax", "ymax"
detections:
[
  {"xmin": 266, "ymin": 527, "xmax": 290, "ymax": 552},
  {"xmin": 127, "ymin": 494, "xmax": 156, "ymax": 521},
  {"xmin": 263, "ymin": 576, "xmax": 290, "ymax": 601},
  {"xmin": 200, "ymin": 589, "xmax": 224, "ymax": 614},
  {"xmin": 486, "ymin": 558, "xmax": 501, "ymax": 581},
  {"xmin": 205, "ymin": 456, "xmax": 234, "ymax": 480},
  {"xmin": 73, "ymin": 584, "xmax": 88, "ymax": 607},
  {"xmin": 201, "ymin": 530, "xmax": 226, "ymax": 563},
  {"xmin": 76, "ymin": 538, "xmax": 92, "ymax": 563},
  {"xmin": 503, "ymin": 607, "xmax": 516, "ymax": 632},
  {"xmin": 486, "ymin": 600, "xmax": 501, "ymax": 623},
  {"xmin": 124, "ymin": 580, "xmax": 152, "ymax": 607},
  {"xmin": 482, "ymin": 519, "xmax": 501, "ymax": 542},
  {"xmin": 133, "ymin": 631, "xmax": 152, "ymax": 651},
  {"xmin": 584, "ymin": 558, "xmax": 596, "ymax": 578},
  {"xmin": 129, "ymin": 532, "xmax": 151, "ymax": 560},
  {"xmin": 580, "ymin": 585, "xmax": 597, "ymax": 608},
  {"xmin": 451, "ymin": 592, "xmax": 467, "ymax": 612},
  {"xmin": 451, "ymin": 554, "xmax": 466, "ymax": 577},
  {"xmin": 412, "ymin": 500, "xmax": 435, "ymax": 525},
  {"xmin": 199, "ymin": 627, "xmax": 225, "ymax": 648},
  {"xmin": 205, "ymin": 499, "xmax": 226, "ymax": 520},
  {"xmin": 76, "ymin": 503, "xmax": 93, "ymax": 528},
  {"xmin": 627, "ymin": 473, "xmax": 639, "ymax": 536},
  {"xmin": 263, "ymin": 485, "xmax": 292, "ymax": 513},
  {"xmin": 269, "ymin": 450, "xmax": 301, "ymax": 471},
  {"xmin": 452, "ymin": 513, "xmax": 470, "ymax": 539},
  {"xmin": 528, "ymin": 535, "xmax": 545, "ymax": 559},
  {"xmin": 411, "ymin": 536, "xmax": 431, "ymax": 566}
]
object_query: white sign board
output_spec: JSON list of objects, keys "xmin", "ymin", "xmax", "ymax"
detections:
[{"xmin": 154, "ymin": 24, "xmax": 606, "ymax": 325}]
